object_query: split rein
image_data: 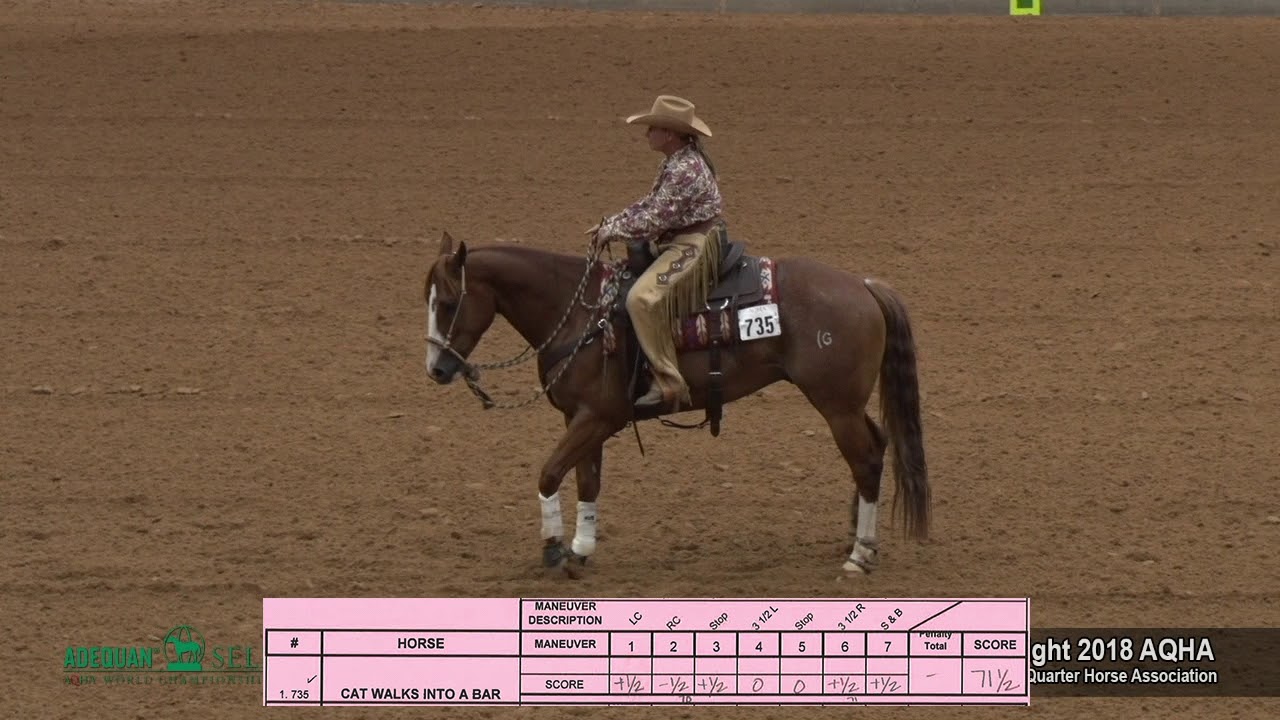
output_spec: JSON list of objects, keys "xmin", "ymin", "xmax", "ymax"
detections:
[{"xmin": 426, "ymin": 238, "xmax": 621, "ymax": 411}]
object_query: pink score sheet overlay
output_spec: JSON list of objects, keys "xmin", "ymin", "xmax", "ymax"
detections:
[{"xmin": 263, "ymin": 597, "xmax": 1029, "ymax": 706}]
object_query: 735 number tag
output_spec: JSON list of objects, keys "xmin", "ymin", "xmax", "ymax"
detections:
[{"xmin": 738, "ymin": 303, "xmax": 781, "ymax": 341}]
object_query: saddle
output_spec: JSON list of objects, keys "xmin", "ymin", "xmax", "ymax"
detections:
[
  {"xmin": 604, "ymin": 227, "xmax": 779, "ymax": 436},
  {"xmin": 623, "ymin": 234, "xmax": 756, "ymax": 303}
]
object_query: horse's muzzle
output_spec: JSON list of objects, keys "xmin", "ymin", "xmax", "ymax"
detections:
[
  {"xmin": 428, "ymin": 356, "xmax": 464, "ymax": 385},
  {"xmin": 426, "ymin": 337, "xmax": 465, "ymax": 385}
]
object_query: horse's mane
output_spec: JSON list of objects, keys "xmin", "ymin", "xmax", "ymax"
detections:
[
  {"xmin": 469, "ymin": 243, "xmax": 584, "ymax": 265},
  {"xmin": 436, "ymin": 243, "xmax": 591, "ymax": 296}
]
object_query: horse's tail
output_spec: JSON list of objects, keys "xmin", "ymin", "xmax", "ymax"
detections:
[{"xmin": 863, "ymin": 277, "xmax": 931, "ymax": 541}]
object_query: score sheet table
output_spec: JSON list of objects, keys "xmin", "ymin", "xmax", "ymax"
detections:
[{"xmin": 264, "ymin": 597, "xmax": 1029, "ymax": 706}]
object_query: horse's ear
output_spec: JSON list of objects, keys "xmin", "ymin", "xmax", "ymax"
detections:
[
  {"xmin": 439, "ymin": 231, "xmax": 455, "ymax": 257},
  {"xmin": 447, "ymin": 241, "xmax": 468, "ymax": 272}
]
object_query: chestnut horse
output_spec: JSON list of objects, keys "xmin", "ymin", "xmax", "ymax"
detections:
[{"xmin": 423, "ymin": 231, "xmax": 929, "ymax": 578}]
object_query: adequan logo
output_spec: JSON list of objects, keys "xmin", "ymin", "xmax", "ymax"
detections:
[{"xmin": 63, "ymin": 623, "xmax": 261, "ymax": 686}]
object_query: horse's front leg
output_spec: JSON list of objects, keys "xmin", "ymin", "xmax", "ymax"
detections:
[
  {"xmin": 537, "ymin": 411, "xmax": 608, "ymax": 577},
  {"xmin": 567, "ymin": 443, "xmax": 603, "ymax": 565}
]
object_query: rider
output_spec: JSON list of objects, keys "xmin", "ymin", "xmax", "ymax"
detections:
[{"xmin": 589, "ymin": 94, "xmax": 726, "ymax": 411}]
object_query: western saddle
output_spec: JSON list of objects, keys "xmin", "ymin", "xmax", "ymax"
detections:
[{"xmin": 610, "ymin": 223, "xmax": 772, "ymax": 436}]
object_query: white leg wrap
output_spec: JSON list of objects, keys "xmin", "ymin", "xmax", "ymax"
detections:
[
  {"xmin": 857, "ymin": 497, "xmax": 877, "ymax": 542},
  {"xmin": 844, "ymin": 497, "xmax": 880, "ymax": 572},
  {"xmin": 539, "ymin": 492, "xmax": 563, "ymax": 539},
  {"xmin": 571, "ymin": 501, "xmax": 598, "ymax": 556}
]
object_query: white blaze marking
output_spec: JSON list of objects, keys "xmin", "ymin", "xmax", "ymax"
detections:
[{"xmin": 426, "ymin": 283, "xmax": 443, "ymax": 372}]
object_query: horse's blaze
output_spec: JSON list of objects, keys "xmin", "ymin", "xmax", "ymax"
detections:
[{"xmin": 426, "ymin": 283, "xmax": 442, "ymax": 372}]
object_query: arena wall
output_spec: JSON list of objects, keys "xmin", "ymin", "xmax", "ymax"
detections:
[{"xmin": 366, "ymin": 0, "xmax": 1280, "ymax": 15}]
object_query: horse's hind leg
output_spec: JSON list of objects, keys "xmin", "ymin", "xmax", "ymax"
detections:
[
  {"xmin": 821, "ymin": 409, "xmax": 888, "ymax": 576},
  {"xmin": 849, "ymin": 414, "xmax": 889, "ymax": 566}
]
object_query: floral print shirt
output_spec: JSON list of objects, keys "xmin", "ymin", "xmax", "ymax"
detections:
[{"xmin": 598, "ymin": 143, "xmax": 724, "ymax": 244}]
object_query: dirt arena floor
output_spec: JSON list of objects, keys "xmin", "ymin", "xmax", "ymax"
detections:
[{"xmin": 3, "ymin": 0, "xmax": 1278, "ymax": 717}]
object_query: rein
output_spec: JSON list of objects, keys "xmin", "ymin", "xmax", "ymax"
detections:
[{"xmin": 426, "ymin": 236, "xmax": 621, "ymax": 411}]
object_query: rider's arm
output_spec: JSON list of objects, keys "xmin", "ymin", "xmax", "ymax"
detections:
[{"xmin": 598, "ymin": 150, "xmax": 718, "ymax": 243}]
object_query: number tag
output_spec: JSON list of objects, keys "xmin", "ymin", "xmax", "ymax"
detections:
[{"xmin": 738, "ymin": 303, "xmax": 781, "ymax": 341}]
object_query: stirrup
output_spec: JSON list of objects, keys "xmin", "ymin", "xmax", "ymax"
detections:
[{"xmin": 634, "ymin": 383, "xmax": 666, "ymax": 408}]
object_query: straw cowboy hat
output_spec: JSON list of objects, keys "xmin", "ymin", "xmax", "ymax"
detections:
[{"xmin": 625, "ymin": 95, "xmax": 713, "ymax": 138}]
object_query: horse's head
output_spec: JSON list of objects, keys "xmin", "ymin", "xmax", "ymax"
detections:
[{"xmin": 424, "ymin": 231, "xmax": 497, "ymax": 385}]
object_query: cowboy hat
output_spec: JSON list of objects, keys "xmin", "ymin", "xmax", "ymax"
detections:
[{"xmin": 625, "ymin": 95, "xmax": 713, "ymax": 138}]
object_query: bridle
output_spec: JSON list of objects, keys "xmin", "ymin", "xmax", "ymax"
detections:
[
  {"xmin": 425, "ymin": 235, "xmax": 619, "ymax": 410},
  {"xmin": 426, "ymin": 261, "xmax": 477, "ymax": 373}
]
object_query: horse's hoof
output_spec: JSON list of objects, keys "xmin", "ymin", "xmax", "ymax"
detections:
[
  {"xmin": 842, "ymin": 559, "xmax": 872, "ymax": 576},
  {"xmin": 542, "ymin": 541, "xmax": 569, "ymax": 569},
  {"xmin": 563, "ymin": 552, "xmax": 589, "ymax": 580}
]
